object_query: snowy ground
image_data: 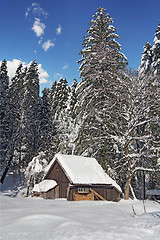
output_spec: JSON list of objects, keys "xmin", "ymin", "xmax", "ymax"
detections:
[{"xmin": 0, "ymin": 194, "xmax": 160, "ymax": 240}]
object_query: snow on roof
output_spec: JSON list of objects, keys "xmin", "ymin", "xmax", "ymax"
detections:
[
  {"xmin": 32, "ymin": 180, "xmax": 57, "ymax": 193},
  {"xmin": 47, "ymin": 153, "xmax": 122, "ymax": 192}
]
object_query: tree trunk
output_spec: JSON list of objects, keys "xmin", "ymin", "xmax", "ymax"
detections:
[
  {"xmin": 129, "ymin": 184, "xmax": 137, "ymax": 200},
  {"xmin": 124, "ymin": 175, "xmax": 132, "ymax": 200},
  {"xmin": 124, "ymin": 143, "xmax": 131, "ymax": 200}
]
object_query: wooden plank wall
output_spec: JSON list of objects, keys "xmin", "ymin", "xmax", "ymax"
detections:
[
  {"xmin": 68, "ymin": 185, "xmax": 120, "ymax": 201},
  {"xmin": 46, "ymin": 160, "xmax": 70, "ymax": 198}
]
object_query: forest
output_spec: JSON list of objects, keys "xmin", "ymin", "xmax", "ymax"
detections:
[{"xmin": 0, "ymin": 7, "xmax": 160, "ymax": 199}]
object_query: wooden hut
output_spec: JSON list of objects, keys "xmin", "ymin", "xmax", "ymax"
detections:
[
  {"xmin": 43, "ymin": 153, "xmax": 122, "ymax": 201},
  {"xmin": 32, "ymin": 180, "xmax": 58, "ymax": 199}
]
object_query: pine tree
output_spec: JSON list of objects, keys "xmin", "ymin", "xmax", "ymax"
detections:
[
  {"xmin": 50, "ymin": 78, "xmax": 71, "ymax": 153},
  {"xmin": 75, "ymin": 7, "xmax": 128, "ymax": 163},
  {"xmin": 152, "ymin": 22, "xmax": 160, "ymax": 75},
  {"xmin": 69, "ymin": 79, "xmax": 78, "ymax": 118},
  {"xmin": 0, "ymin": 60, "xmax": 10, "ymax": 182},
  {"xmin": 78, "ymin": 7, "xmax": 127, "ymax": 78},
  {"xmin": 21, "ymin": 60, "xmax": 40, "ymax": 167},
  {"xmin": 50, "ymin": 80, "xmax": 58, "ymax": 122},
  {"xmin": 38, "ymin": 88, "xmax": 56, "ymax": 159},
  {"xmin": 50, "ymin": 78, "xmax": 70, "ymax": 120},
  {"xmin": 139, "ymin": 41, "xmax": 153, "ymax": 78},
  {"xmin": 61, "ymin": 79, "xmax": 78, "ymax": 154},
  {"xmin": 8, "ymin": 63, "xmax": 25, "ymax": 170}
]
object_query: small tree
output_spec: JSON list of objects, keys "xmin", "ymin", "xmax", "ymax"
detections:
[{"xmin": 25, "ymin": 152, "xmax": 48, "ymax": 196}]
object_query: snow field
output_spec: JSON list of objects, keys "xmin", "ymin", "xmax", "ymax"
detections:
[{"xmin": 1, "ymin": 195, "xmax": 160, "ymax": 240}]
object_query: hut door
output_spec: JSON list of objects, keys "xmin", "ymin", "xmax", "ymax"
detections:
[
  {"xmin": 55, "ymin": 185, "xmax": 60, "ymax": 198},
  {"xmin": 59, "ymin": 183, "xmax": 68, "ymax": 198}
]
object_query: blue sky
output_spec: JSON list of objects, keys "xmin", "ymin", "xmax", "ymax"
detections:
[{"xmin": 1, "ymin": 0, "xmax": 160, "ymax": 91}]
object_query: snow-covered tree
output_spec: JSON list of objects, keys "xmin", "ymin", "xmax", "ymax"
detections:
[
  {"xmin": 8, "ymin": 63, "xmax": 26, "ymax": 170},
  {"xmin": 50, "ymin": 78, "xmax": 71, "ymax": 153},
  {"xmin": 68, "ymin": 79, "xmax": 78, "ymax": 118},
  {"xmin": 50, "ymin": 80, "xmax": 58, "ymax": 121},
  {"xmin": 75, "ymin": 7, "xmax": 128, "ymax": 163},
  {"xmin": 25, "ymin": 152, "xmax": 48, "ymax": 196},
  {"xmin": 0, "ymin": 60, "xmax": 10, "ymax": 182},
  {"xmin": 112, "ymin": 69, "xmax": 160, "ymax": 200},
  {"xmin": 74, "ymin": 8, "xmax": 159, "ymax": 199},
  {"xmin": 152, "ymin": 22, "xmax": 160, "ymax": 76},
  {"xmin": 136, "ymin": 23, "xmax": 160, "ymax": 194},
  {"xmin": 78, "ymin": 7, "xmax": 128, "ymax": 78},
  {"xmin": 21, "ymin": 60, "xmax": 40, "ymax": 167},
  {"xmin": 58, "ymin": 79, "xmax": 79, "ymax": 155},
  {"xmin": 139, "ymin": 41, "xmax": 153, "ymax": 78},
  {"xmin": 38, "ymin": 88, "xmax": 56, "ymax": 159},
  {"xmin": 50, "ymin": 78, "xmax": 70, "ymax": 121}
]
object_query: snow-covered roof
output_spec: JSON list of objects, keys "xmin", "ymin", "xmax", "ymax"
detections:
[
  {"xmin": 47, "ymin": 153, "xmax": 122, "ymax": 192},
  {"xmin": 32, "ymin": 180, "xmax": 57, "ymax": 193}
]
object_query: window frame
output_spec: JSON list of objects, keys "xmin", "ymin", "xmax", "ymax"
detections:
[{"xmin": 78, "ymin": 187, "xmax": 89, "ymax": 194}]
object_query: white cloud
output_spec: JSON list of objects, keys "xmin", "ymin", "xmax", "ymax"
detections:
[
  {"xmin": 25, "ymin": 3, "xmax": 48, "ymax": 18},
  {"xmin": 25, "ymin": 7, "xmax": 30, "ymax": 18},
  {"xmin": 32, "ymin": 3, "xmax": 48, "ymax": 18},
  {"xmin": 49, "ymin": 80, "xmax": 53, "ymax": 86},
  {"xmin": 62, "ymin": 64, "xmax": 68, "ymax": 70},
  {"xmin": 54, "ymin": 73, "xmax": 63, "ymax": 79},
  {"xmin": 38, "ymin": 64, "xmax": 49, "ymax": 84},
  {"xmin": 6, "ymin": 59, "xmax": 22, "ymax": 82},
  {"xmin": 5, "ymin": 59, "xmax": 49, "ymax": 84},
  {"xmin": 56, "ymin": 24, "xmax": 62, "ymax": 35},
  {"xmin": 38, "ymin": 38, "xmax": 43, "ymax": 44},
  {"xmin": 32, "ymin": 18, "xmax": 46, "ymax": 37},
  {"xmin": 42, "ymin": 40, "xmax": 55, "ymax": 51}
]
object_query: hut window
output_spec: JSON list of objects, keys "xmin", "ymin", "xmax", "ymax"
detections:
[{"xmin": 78, "ymin": 187, "xmax": 89, "ymax": 193}]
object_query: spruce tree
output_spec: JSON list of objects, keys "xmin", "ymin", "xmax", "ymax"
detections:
[
  {"xmin": 50, "ymin": 78, "xmax": 71, "ymax": 153},
  {"xmin": 9, "ymin": 63, "xmax": 25, "ymax": 170},
  {"xmin": 38, "ymin": 88, "xmax": 56, "ymax": 160},
  {"xmin": 78, "ymin": 7, "xmax": 127, "ymax": 78},
  {"xmin": 0, "ymin": 60, "xmax": 10, "ymax": 182},
  {"xmin": 152, "ymin": 22, "xmax": 160, "ymax": 75},
  {"xmin": 62, "ymin": 79, "xmax": 78, "ymax": 154},
  {"xmin": 50, "ymin": 80, "xmax": 58, "ymax": 121},
  {"xmin": 69, "ymin": 79, "xmax": 78, "ymax": 118},
  {"xmin": 50, "ymin": 78, "xmax": 70, "ymax": 120},
  {"xmin": 75, "ymin": 7, "xmax": 128, "ymax": 163},
  {"xmin": 139, "ymin": 41, "xmax": 153, "ymax": 78},
  {"xmin": 21, "ymin": 60, "xmax": 40, "ymax": 167}
]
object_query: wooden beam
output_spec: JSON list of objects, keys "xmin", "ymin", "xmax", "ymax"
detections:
[{"xmin": 90, "ymin": 188, "xmax": 106, "ymax": 201}]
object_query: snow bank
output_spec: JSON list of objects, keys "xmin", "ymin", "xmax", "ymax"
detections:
[
  {"xmin": 47, "ymin": 153, "xmax": 122, "ymax": 192},
  {"xmin": 1, "ymin": 195, "xmax": 160, "ymax": 240},
  {"xmin": 32, "ymin": 180, "xmax": 57, "ymax": 192}
]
